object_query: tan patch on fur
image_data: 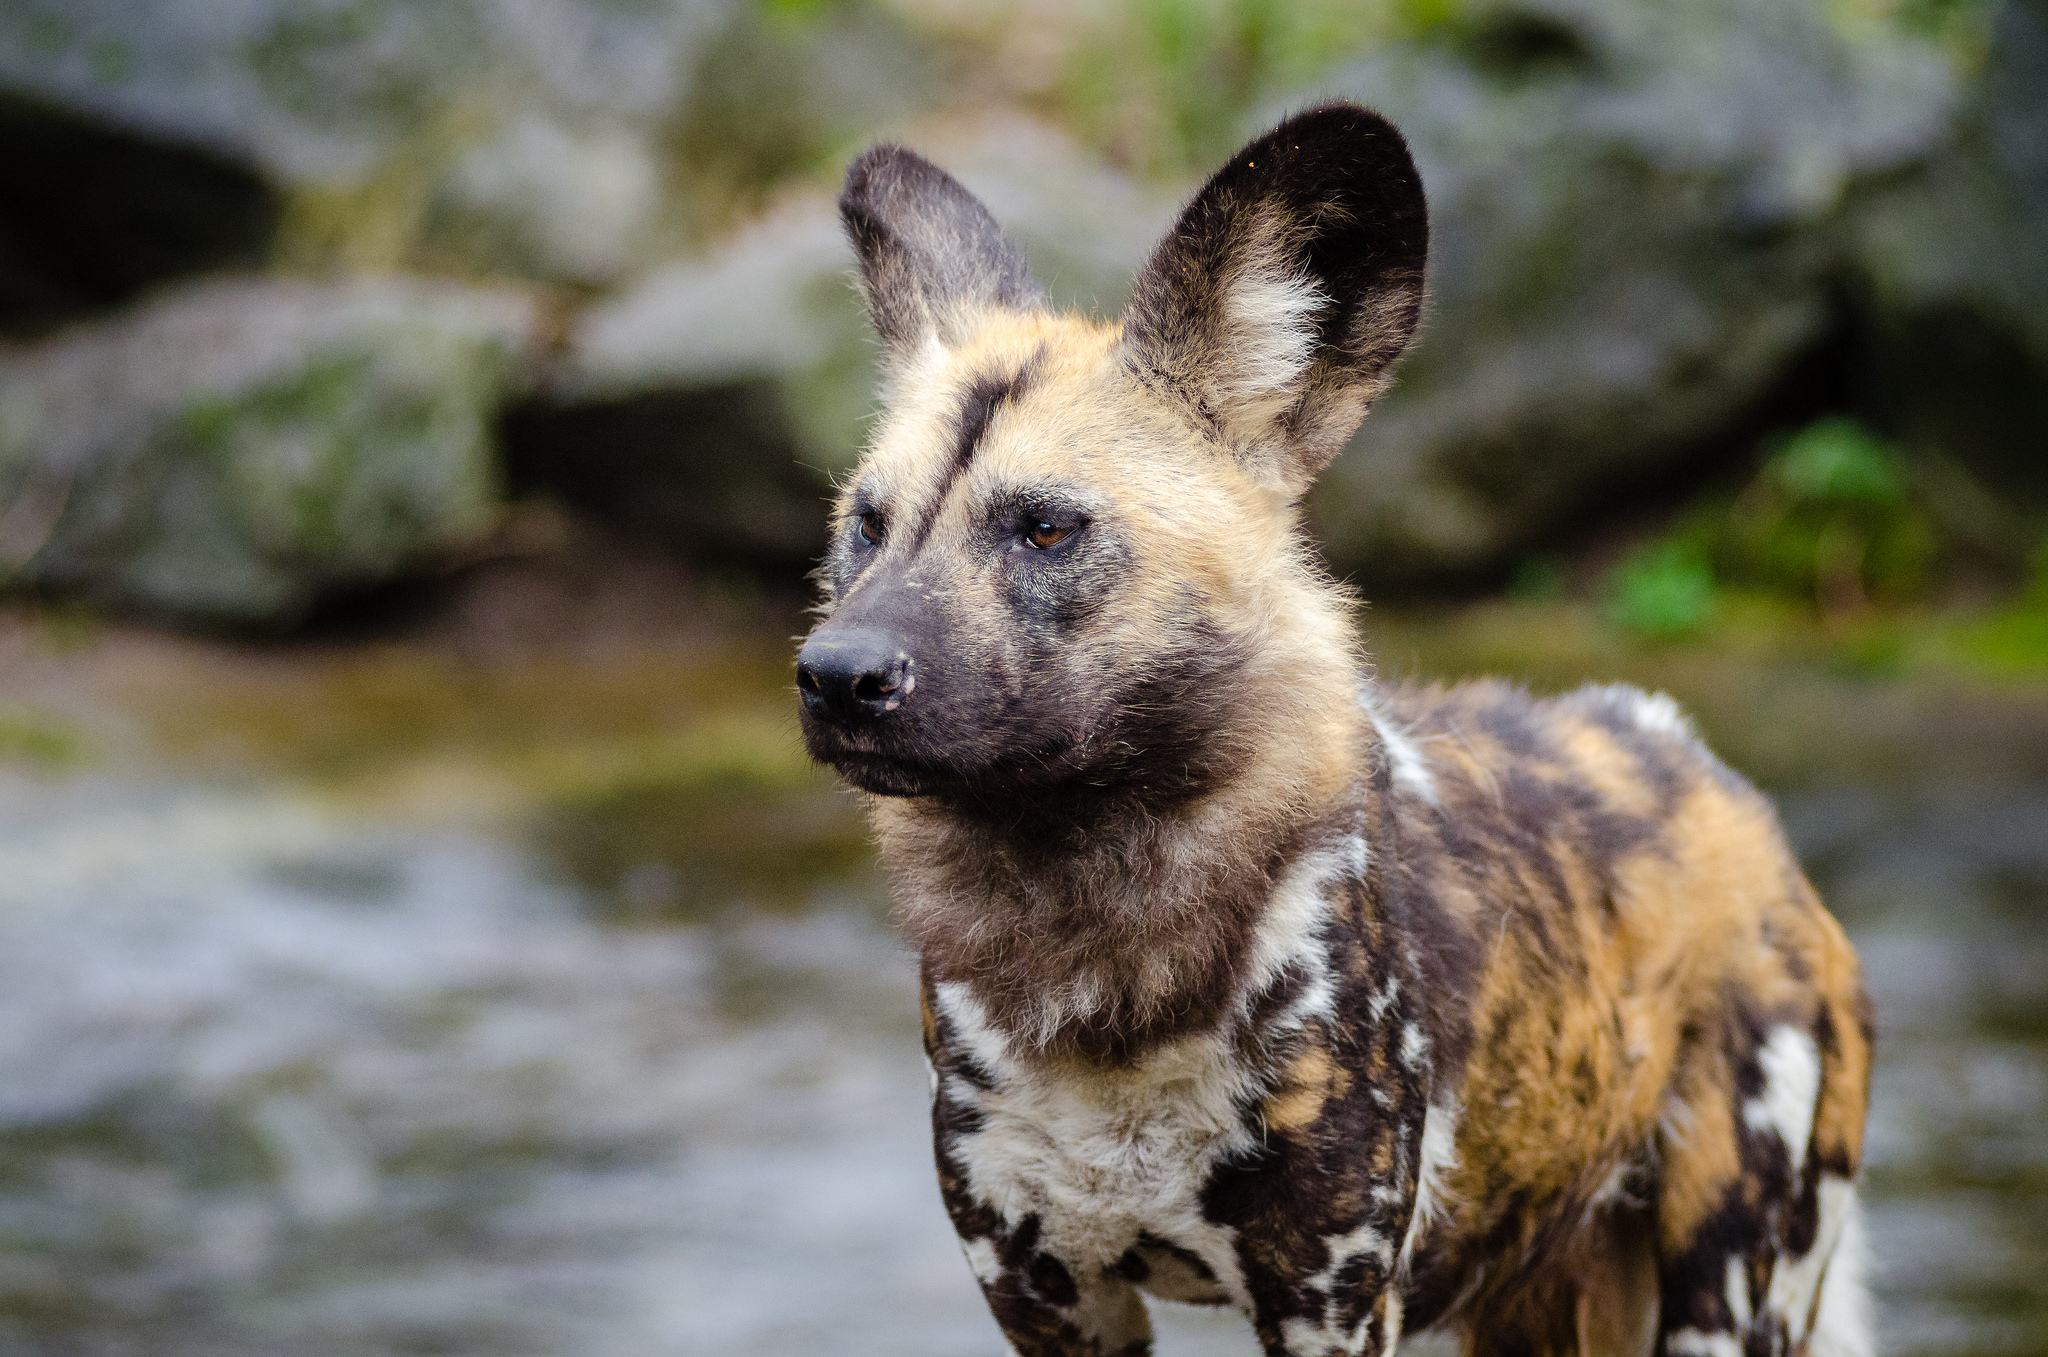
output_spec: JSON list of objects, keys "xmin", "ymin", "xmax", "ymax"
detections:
[
  {"xmin": 1557, "ymin": 719, "xmax": 1662, "ymax": 819},
  {"xmin": 1265, "ymin": 1044, "xmax": 1351, "ymax": 1133},
  {"xmin": 1576, "ymin": 1209, "xmax": 1662, "ymax": 1357}
]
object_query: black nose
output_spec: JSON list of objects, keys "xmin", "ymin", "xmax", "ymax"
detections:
[{"xmin": 796, "ymin": 627, "xmax": 916, "ymax": 727}]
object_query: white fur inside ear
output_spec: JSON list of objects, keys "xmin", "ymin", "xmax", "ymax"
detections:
[{"xmin": 1212, "ymin": 226, "xmax": 1324, "ymax": 436}]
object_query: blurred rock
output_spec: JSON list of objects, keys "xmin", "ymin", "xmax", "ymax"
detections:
[
  {"xmin": 0, "ymin": 0, "xmax": 721, "ymax": 183},
  {"xmin": 0, "ymin": 0, "xmax": 928, "ymax": 287},
  {"xmin": 4, "ymin": 0, "xmax": 2038, "ymax": 597},
  {"xmin": 0, "ymin": 0, "xmax": 729, "ymax": 286},
  {"xmin": 439, "ymin": 115, "xmax": 664, "ymax": 284},
  {"xmin": 1849, "ymin": 0, "xmax": 2048, "ymax": 511},
  {"xmin": 0, "ymin": 91, "xmax": 280, "ymax": 340},
  {"xmin": 1306, "ymin": 0, "xmax": 1962, "ymax": 584},
  {"xmin": 503, "ymin": 381, "xmax": 829, "ymax": 568},
  {"xmin": 1856, "ymin": 0, "xmax": 2048, "ymax": 354},
  {"xmin": 0, "ymin": 276, "xmax": 536, "ymax": 624}
]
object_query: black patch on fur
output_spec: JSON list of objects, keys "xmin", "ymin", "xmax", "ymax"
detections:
[
  {"xmin": 910, "ymin": 359, "xmax": 1037, "ymax": 550},
  {"xmin": 1192, "ymin": 846, "xmax": 1432, "ymax": 1353}
]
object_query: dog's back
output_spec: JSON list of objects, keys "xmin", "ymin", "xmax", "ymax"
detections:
[{"xmin": 1372, "ymin": 679, "xmax": 1871, "ymax": 1355}]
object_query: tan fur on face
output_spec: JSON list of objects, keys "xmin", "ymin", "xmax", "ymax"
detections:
[{"xmin": 846, "ymin": 308, "xmax": 1371, "ymax": 1055}]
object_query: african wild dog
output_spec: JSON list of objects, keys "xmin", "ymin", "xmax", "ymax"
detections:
[{"xmin": 795, "ymin": 103, "xmax": 1873, "ymax": 1357}]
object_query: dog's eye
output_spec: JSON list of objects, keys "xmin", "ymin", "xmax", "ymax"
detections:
[
  {"xmin": 856, "ymin": 510, "xmax": 885, "ymax": 545},
  {"xmin": 1025, "ymin": 520, "xmax": 1072, "ymax": 550}
]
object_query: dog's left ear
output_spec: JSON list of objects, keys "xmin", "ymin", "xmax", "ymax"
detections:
[{"xmin": 1120, "ymin": 103, "xmax": 1428, "ymax": 492}]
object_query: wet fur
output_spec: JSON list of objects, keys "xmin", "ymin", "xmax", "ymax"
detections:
[{"xmin": 799, "ymin": 105, "xmax": 1873, "ymax": 1357}]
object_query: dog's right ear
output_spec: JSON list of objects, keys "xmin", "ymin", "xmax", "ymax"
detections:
[{"xmin": 839, "ymin": 146, "xmax": 1046, "ymax": 369}]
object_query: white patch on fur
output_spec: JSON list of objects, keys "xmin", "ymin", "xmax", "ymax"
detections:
[
  {"xmin": 929, "ymin": 837, "xmax": 1388, "ymax": 1321},
  {"xmin": 1770, "ymin": 1175, "xmax": 1870, "ymax": 1354},
  {"xmin": 1585, "ymin": 1157, "xmax": 1635, "ymax": 1213},
  {"xmin": 1398, "ymin": 1101, "xmax": 1460, "ymax": 1272},
  {"xmin": 1627, "ymin": 689, "xmax": 1695, "ymax": 740},
  {"xmin": 1213, "ymin": 228, "xmax": 1325, "ymax": 434},
  {"xmin": 1667, "ymin": 1330, "xmax": 1743, "ymax": 1357},
  {"xmin": 962, "ymin": 1234, "xmax": 1002, "ymax": 1287},
  {"xmin": 1579, "ymin": 682, "xmax": 1697, "ymax": 743},
  {"xmin": 1745, "ymin": 1026, "xmax": 1821, "ymax": 1176},
  {"xmin": 1332, "ymin": 1219, "xmax": 1396, "ymax": 1270},
  {"xmin": 1725, "ymin": 1253, "xmax": 1754, "ymax": 1330},
  {"xmin": 1016, "ymin": 966, "xmax": 1115, "ymax": 1050},
  {"xmin": 1806, "ymin": 1182, "xmax": 1873, "ymax": 1357},
  {"xmin": 1281, "ymin": 1220, "xmax": 1395, "ymax": 1355},
  {"xmin": 1399, "ymin": 1021, "xmax": 1429, "ymax": 1070},
  {"xmin": 1658, "ymin": 1091, "xmax": 1700, "ymax": 1151},
  {"xmin": 1237, "ymin": 832, "xmax": 1366, "ymax": 1032},
  {"xmin": 1359, "ymin": 689, "xmax": 1439, "ymax": 805},
  {"xmin": 931, "ymin": 980, "xmax": 1256, "ymax": 1304},
  {"xmin": 881, "ymin": 329, "xmax": 954, "ymax": 400}
]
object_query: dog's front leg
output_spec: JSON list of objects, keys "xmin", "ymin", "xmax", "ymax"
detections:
[
  {"xmin": 1230, "ymin": 1217, "xmax": 1405, "ymax": 1357},
  {"xmin": 932, "ymin": 1119, "xmax": 1151, "ymax": 1354},
  {"xmin": 936, "ymin": 1179, "xmax": 1151, "ymax": 1354},
  {"xmin": 964, "ymin": 1238, "xmax": 1152, "ymax": 1357}
]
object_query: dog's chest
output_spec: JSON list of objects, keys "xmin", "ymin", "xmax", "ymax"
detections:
[{"xmin": 932, "ymin": 982, "xmax": 1260, "ymax": 1297}]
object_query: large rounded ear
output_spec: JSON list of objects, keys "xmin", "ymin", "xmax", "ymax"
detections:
[
  {"xmin": 839, "ymin": 145, "xmax": 1047, "ymax": 371},
  {"xmin": 1119, "ymin": 103, "xmax": 1427, "ymax": 491}
]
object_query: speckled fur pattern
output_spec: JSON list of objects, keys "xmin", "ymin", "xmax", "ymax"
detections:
[{"xmin": 797, "ymin": 104, "xmax": 1873, "ymax": 1357}]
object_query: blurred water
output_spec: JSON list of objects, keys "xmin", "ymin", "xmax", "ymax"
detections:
[{"xmin": 0, "ymin": 761, "xmax": 2041, "ymax": 1355}]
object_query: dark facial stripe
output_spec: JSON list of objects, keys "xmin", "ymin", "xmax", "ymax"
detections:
[{"xmin": 909, "ymin": 351, "xmax": 1041, "ymax": 550}]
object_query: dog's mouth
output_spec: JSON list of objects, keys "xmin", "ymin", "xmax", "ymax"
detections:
[
  {"xmin": 798, "ymin": 715, "xmax": 950, "ymax": 796},
  {"xmin": 801, "ymin": 713, "xmax": 1089, "ymax": 801},
  {"xmin": 824, "ymin": 750, "xmax": 952, "ymax": 797}
]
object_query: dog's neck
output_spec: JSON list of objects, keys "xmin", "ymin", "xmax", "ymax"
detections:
[{"xmin": 872, "ymin": 591, "xmax": 1371, "ymax": 1062}]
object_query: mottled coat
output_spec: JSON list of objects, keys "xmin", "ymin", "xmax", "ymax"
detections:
[{"xmin": 795, "ymin": 104, "xmax": 1873, "ymax": 1357}]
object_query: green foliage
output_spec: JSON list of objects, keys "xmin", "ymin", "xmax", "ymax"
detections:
[
  {"xmin": 1607, "ymin": 539, "xmax": 1718, "ymax": 639},
  {"xmin": 1872, "ymin": 0, "xmax": 2002, "ymax": 61},
  {"xmin": 1604, "ymin": 419, "xmax": 1940, "ymax": 641},
  {"xmin": 1963, "ymin": 540, "xmax": 2048, "ymax": 674},
  {"xmin": 1774, "ymin": 417, "xmax": 1905, "ymax": 502},
  {"xmin": 1509, "ymin": 554, "xmax": 1566, "ymax": 602},
  {"xmin": 662, "ymin": 1, "xmax": 930, "ymax": 244},
  {"xmin": 1717, "ymin": 418, "xmax": 1935, "ymax": 612},
  {"xmin": 757, "ymin": 0, "xmax": 841, "ymax": 22},
  {"xmin": 1058, "ymin": 0, "xmax": 1459, "ymax": 175},
  {"xmin": 0, "ymin": 705, "xmax": 83, "ymax": 769}
]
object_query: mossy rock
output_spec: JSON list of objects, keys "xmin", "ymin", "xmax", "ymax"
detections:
[
  {"xmin": 1302, "ymin": 0, "xmax": 1961, "ymax": 584},
  {"xmin": 0, "ymin": 276, "xmax": 536, "ymax": 625}
]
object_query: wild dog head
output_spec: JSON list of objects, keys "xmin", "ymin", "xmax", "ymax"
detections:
[{"xmin": 797, "ymin": 104, "xmax": 1428, "ymax": 808}]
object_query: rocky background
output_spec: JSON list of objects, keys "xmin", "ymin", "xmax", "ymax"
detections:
[{"xmin": 1, "ymin": 0, "xmax": 2045, "ymax": 630}]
